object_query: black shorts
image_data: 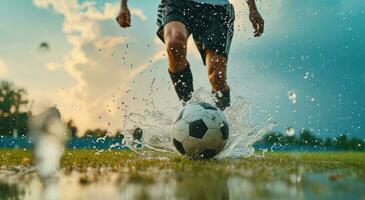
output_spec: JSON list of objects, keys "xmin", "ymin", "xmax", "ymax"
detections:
[{"xmin": 157, "ymin": 0, "xmax": 235, "ymax": 65}]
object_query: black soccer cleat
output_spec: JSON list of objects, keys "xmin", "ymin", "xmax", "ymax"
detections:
[
  {"xmin": 168, "ymin": 64, "xmax": 194, "ymax": 104},
  {"xmin": 214, "ymin": 88, "xmax": 230, "ymax": 111}
]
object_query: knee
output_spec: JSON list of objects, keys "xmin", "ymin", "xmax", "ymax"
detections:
[
  {"xmin": 166, "ymin": 34, "xmax": 188, "ymax": 72},
  {"xmin": 166, "ymin": 34, "xmax": 187, "ymax": 57}
]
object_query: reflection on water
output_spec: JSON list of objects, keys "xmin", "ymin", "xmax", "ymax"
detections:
[
  {"xmin": 0, "ymin": 168, "xmax": 364, "ymax": 200},
  {"xmin": 0, "ymin": 182, "xmax": 23, "ymax": 200},
  {"xmin": 302, "ymin": 172, "xmax": 365, "ymax": 200}
]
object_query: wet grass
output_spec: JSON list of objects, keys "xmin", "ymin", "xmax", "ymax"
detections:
[
  {"xmin": 1, "ymin": 150, "xmax": 364, "ymax": 200},
  {"xmin": 0, "ymin": 149, "xmax": 364, "ymax": 182}
]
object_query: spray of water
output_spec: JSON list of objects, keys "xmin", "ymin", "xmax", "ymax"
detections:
[{"xmin": 119, "ymin": 87, "xmax": 275, "ymax": 159}]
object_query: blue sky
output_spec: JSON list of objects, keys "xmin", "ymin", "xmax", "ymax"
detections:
[{"xmin": 0, "ymin": 0, "xmax": 364, "ymax": 138}]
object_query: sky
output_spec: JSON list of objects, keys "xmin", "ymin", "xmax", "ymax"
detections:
[{"xmin": 0, "ymin": 0, "xmax": 364, "ymax": 138}]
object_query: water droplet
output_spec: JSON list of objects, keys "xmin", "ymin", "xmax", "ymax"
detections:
[
  {"xmin": 304, "ymin": 72, "xmax": 310, "ymax": 79},
  {"xmin": 288, "ymin": 91, "xmax": 297, "ymax": 104},
  {"xmin": 285, "ymin": 127, "xmax": 295, "ymax": 136}
]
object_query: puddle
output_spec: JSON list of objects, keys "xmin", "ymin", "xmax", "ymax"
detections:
[{"xmin": 0, "ymin": 167, "xmax": 364, "ymax": 200}]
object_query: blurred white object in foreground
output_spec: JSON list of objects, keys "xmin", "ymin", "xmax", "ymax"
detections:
[
  {"xmin": 288, "ymin": 91, "xmax": 297, "ymax": 104},
  {"xmin": 29, "ymin": 107, "xmax": 69, "ymax": 179}
]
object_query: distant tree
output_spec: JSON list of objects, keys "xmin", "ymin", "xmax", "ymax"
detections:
[
  {"xmin": 334, "ymin": 134, "xmax": 349, "ymax": 150},
  {"xmin": 348, "ymin": 137, "xmax": 365, "ymax": 151},
  {"xmin": 67, "ymin": 120, "xmax": 78, "ymax": 137},
  {"xmin": 324, "ymin": 137, "xmax": 333, "ymax": 147},
  {"xmin": 284, "ymin": 135, "xmax": 297, "ymax": 145},
  {"xmin": 261, "ymin": 132, "xmax": 284, "ymax": 145},
  {"xmin": 0, "ymin": 183, "xmax": 20, "ymax": 200},
  {"xmin": 0, "ymin": 81, "xmax": 29, "ymax": 113},
  {"xmin": 0, "ymin": 81, "xmax": 31, "ymax": 135},
  {"xmin": 299, "ymin": 129, "xmax": 322, "ymax": 146},
  {"xmin": 258, "ymin": 129, "xmax": 364, "ymax": 151},
  {"xmin": 260, "ymin": 131, "xmax": 297, "ymax": 146}
]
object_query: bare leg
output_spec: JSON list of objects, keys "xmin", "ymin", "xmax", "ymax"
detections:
[
  {"xmin": 164, "ymin": 22, "xmax": 193, "ymax": 103},
  {"xmin": 206, "ymin": 50, "xmax": 230, "ymax": 110},
  {"xmin": 164, "ymin": 22, "xmax": 189, "ymax": 72}
]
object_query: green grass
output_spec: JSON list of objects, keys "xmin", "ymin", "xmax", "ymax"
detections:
[
  {"xmin": 1, "ymin": 149, "xmax": 364, "ymax": 200},
  {"xmin": 0, "ymin": 149, "xmax": 364, "ymax": 182}
]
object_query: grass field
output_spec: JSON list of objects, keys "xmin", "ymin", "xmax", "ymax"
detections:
[{"xmin": 0, "ymin": 150, "xmax": 364, "ymax": 200}]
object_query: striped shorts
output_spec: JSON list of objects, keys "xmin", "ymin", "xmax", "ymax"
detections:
[{"xmin": 157, "ymin": 0, "xmax": 235, "ymax": 64}]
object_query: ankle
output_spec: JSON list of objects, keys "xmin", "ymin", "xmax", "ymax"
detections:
[
  {"xmin": 213, "ymin": 88, "xmax": 230, "ymax": 111},
  {"xmin": 168, "ymin": 64, "xmax": 194, "ymax": 103}
]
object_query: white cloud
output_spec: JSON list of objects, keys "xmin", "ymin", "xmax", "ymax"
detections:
[
  {"xmin": 46, "ymin": 62, "xmax": 62, "ymax": 71},
  {"xmin": 130, "ymin": 8, "xmax": 147, "ymax": 21},
  {"xmin": 94, "ymin": 36, "xmax": 127, "ymax": 49},
  {"xmin": 32, "ymin": 0, "xmax": 158, "ymax": 132},
  {"xmin": 0, "ymin": 59, "xmax": 9, "ymax": 76}
]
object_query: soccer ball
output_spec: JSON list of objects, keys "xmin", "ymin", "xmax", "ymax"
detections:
[{"xmin": 171, "ymin": 102, "xmax": 229, "ymax": 159}]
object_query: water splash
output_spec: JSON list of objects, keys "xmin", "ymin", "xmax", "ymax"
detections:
[
  {"xmin": 288, "ymin": 91, "xmax": 297, "ymax": 104},
  {"xmin": 119, "ymin": 88, "xmax": 275, "ymax": 159},
  {"xmin": 285, "ymin": 127, "xmax": 295, "ymax": 137}
]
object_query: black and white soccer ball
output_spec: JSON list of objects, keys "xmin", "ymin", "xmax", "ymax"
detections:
[{"xmin": 171, "ymin": 102, "xmax": 229, "ymax": 159}]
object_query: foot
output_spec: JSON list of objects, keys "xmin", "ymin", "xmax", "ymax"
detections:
[{"xmin": 214, "ymin": 89, "xmax": 230, "ymax": 111}]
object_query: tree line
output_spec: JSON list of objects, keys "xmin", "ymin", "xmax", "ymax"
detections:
[
  {"xmin": 257, "ymin": 129, "xmax": 365, "ymax": 151},
  {"xmin": 0, "ymin": 81, "xmax": 141, "ymax": 141},
  {"xmin": 0, "ymin": 81, "xmax": 30, "ymax": 136},
  {"xmin": 0, "ymin": 80, "xmax": 364, "ymax": 150},
  {"xmin": 0, "ymin": 81, "xmax": 111, "ymax": 137}
]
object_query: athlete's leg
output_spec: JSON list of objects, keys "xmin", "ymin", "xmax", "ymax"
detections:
[
  {"xmin": 206, "ymin": 49, "xmax": 230, "ymax": 111},
  {"xmin": 164, "ymin": 22, "xmax": 189, "ymax": 73},
  {"xmin": 164, "ymin": 22, "xmax": 194, "ymax": 103},
  {"xmin": 191, "ymin": 3, "xmax": 234, "ymax": 111}
]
